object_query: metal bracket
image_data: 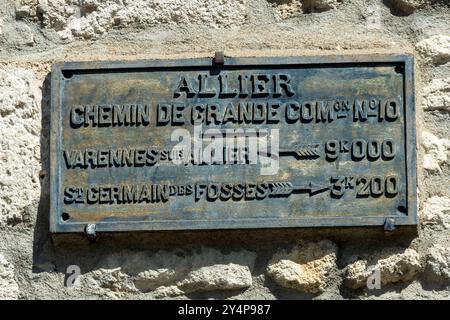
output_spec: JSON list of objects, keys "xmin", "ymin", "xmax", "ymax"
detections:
[
  {"xmin": 384, "ymin": 218, "xmax": 396, "ymax": 232},
  {"xmin": 213, "ymin": 51, "xmax": 224, "ymax": 66},
  {"xmin": 85, "ymin": 223, "xmax": 97, "ymax": 239}
]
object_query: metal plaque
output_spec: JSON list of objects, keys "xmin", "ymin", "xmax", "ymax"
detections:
[{"xmin": 50, "ymin": 55, "xmax": 417, "ymax": 233}]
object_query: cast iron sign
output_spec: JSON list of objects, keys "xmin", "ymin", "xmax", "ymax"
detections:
[{"xmin": 50, "ymin": 55, "xmax": 417, "ymax": 234}]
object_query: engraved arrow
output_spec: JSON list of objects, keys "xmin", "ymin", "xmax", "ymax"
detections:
[
  {"xmin": 269, "ymin": 182, "xmax": 294, "ymax": 196},
  {"xmin": 279, "ymin": 144, "xmax": 321, "ymax": 160},
  {"xmin": 292, "ymin": 182, "xmax": 330, "ymax": 196},
  {"xmin": 269, "ymin": 181, "xmax": 329, "ymax": 197}
]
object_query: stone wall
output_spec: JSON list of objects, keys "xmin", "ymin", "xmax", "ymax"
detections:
[{"xmin": 0, "ymin": 0, "xmax": 449, "ymax": 300}]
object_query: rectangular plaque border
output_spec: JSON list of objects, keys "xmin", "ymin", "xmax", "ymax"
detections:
[{"xmin": 49, "ymin": 54, "xmax": 417, "ymax": 233}]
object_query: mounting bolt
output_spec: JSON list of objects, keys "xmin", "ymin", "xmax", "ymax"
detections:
[
  {"xmin": 384, "ymin": 218, "xmax": 396, "ymax": 232},
  {"xmin": 214, "ymin": 51, "xmax": 224, "ymax": 66},
  {"xmin": 85, "ymin": 223, "xmax": 97, "ymax": 239}
]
